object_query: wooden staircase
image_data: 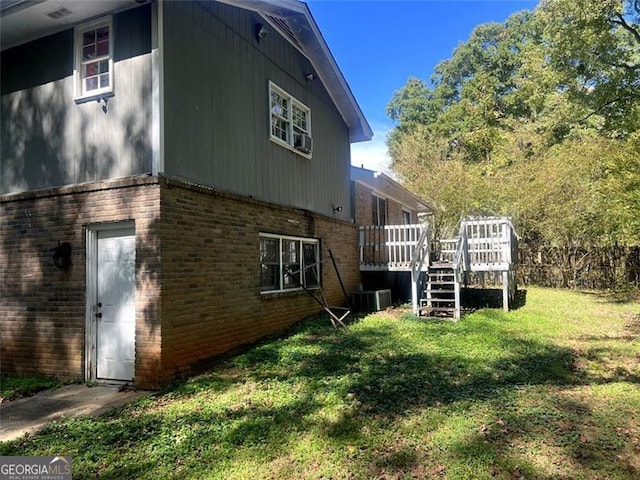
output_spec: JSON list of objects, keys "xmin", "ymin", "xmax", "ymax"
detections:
[
  {"xmin": 420, "ymin": 263, "xmax": 459, "ymax": 319},
  {"xmin": 359, "ymin": 216, "xmax": 518, "ymax": 320}
]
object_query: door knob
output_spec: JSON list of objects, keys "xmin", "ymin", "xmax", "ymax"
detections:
[
  {"xmin": 97, "ymin": 302, "xmax": 102, "ymax": 308},
  {"xmin": 95, "ymin": 312, "xmax": 103, "ymax": 319}
]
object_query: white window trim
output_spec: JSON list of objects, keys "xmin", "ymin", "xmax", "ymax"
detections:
[
  {"xmin": 269, "ymin": 81, "xmax": 312, "ymax": 158},
  {"xmin": 260, "ymin": 233, "xmax": 320, "ymax": 294},
  {"xmin": 74, "ymin": 16, "xmax": 114, "ymax": 103}
]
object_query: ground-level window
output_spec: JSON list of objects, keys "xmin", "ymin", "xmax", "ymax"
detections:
[
  {"xmin": 372, "ymin": 194, "xmax": 387, "ymax": 226},
  {"xmin": 269, "ymin": 81, "xmax": 312, "ymax": 157},
  {"xmin": 75, "ymin": 16, "xmax": 113, "ymax": 101},
  {"xmin": 260, "ymin": 234, "xmax": 320, "ymax": 293}
]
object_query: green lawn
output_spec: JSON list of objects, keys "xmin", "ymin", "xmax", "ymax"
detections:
[
  {"xmin": 0, "ymin": 376, "xmax": 61, "ymax": 402},
  {"xmin": 2, "ymin": 287, "xmax": 639, "ymax": 479}
]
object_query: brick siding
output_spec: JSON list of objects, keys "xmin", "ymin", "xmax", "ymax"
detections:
[
  {"xmin": 353, "ymin": 181, "xmax": 417, "ymax": 226},
  {"xmin": 0, "ymin": 176, "xmax": 162, "ymax": 384},
  {"xmin": 1, "ymin": 175, "xmax": 359, "ymax": 388},
  {"xmin": 158, "ymin": 176, "xmax": 359, "ymax": 384}
]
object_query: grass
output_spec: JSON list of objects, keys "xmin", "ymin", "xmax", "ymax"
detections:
[
  {"xmin": 0, "ymin": 376, "xmax": 62, "ymax": 402},
  {"xmin": 1, "ymin": 287, "xmax": 639, "ymax": 479}
]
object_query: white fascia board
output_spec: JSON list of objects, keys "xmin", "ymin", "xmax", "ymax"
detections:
[
  {"xmin": 217, "ymin": 0, "xmax": 372, "ymax": 143},
  {"xmin": 351, "ymin": 166, "xmax": 434, "ymax": 212},
  {"xmin": 353, "ymin": 178, "xmax": 434, "ymax": 214}
]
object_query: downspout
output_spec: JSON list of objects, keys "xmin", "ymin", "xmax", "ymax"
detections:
[{"xmin": 151, "ymin": 0, "xmax": 164, "ymax": 176}]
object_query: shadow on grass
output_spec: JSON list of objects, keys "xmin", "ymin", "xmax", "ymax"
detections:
[
  {"xmin": 287, "ymin": 327, "xmax": 577, "ymax": 417},
  {"xmin": 450, "ymin": 390, "xmax": 639, "ymax": 479},
  {"xmin": 462, "ymin": 288, "xmax": 528, "ymax": 311},
  {"xmin": 1, "ymin": 311, "xmax": 637, "ymax": 479}
]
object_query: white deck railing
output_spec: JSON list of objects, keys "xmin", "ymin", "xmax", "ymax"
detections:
[
  {"xmin": 460, "ymin": 217, "xmax": 518, "ymax": 271},
  {"xmin": 358, "ymin": 217, "xmax": 518, "ymax": 317},
  {"xmin": 358, "ymin": 218, "xmax": 518, "ymax": 273},
  {"xmin": 433, "ymin": 238, "xmax": 458, "ymax": 264},
  {"xmin": 359, "ymin": 224, "xmax": 430, "ymax": 271}
]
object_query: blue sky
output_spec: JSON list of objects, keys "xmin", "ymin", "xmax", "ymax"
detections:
[{"xmin": 306, "ymin": 0, "xmax": 539, "ymax": 172}]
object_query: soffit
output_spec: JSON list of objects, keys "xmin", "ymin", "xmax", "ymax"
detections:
[{"xmin": 1, "ymin": 0, "xmax": 140, "ymax": 49}]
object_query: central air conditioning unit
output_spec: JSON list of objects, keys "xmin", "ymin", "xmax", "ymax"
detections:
[
  {"xmin": 294, "ymin": 133, "xmax": 312, "ymax": 153},
  {"xmin": 350, "ymin": 289, "xmax": 393, "ymax": 312}
]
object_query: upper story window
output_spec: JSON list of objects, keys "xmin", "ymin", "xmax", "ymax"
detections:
[
  {"xmin": 372, "ymin": 194, "xmax": 387, "ymax": 226},
  {"xmin": 269, "ymin": 81, "xmax": 312, "ymax": 157},
  {"xmin": 260, "ymin": 233, "xmax": 320, "ymax": 293},
  {"xmin": 75, "ymin": 17, "xmax": 113, "ymax": 101},
  {"xmin": 402, "ymin": 210, "xmax": 412, "ymax": 225}
]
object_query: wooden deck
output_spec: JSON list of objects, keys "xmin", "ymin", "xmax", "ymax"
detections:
[
  {"xmin": 358, "ymin": 224, "xmax": 430, "ymax": 271},
  {"xmin": 359, "ymin": 218, "xmax": 518, "ymax": 273},
  {"xmin": 358, "ymin": 217, "xmax": 519, "ymax": 319}
]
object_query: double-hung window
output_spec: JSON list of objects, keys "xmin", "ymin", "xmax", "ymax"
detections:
[
  {"xmin": 260, "ymin": 234, "xmax": 320, "ymax": 293},
  {"xmin": 75, "ymin": 17, "xmax": 113, "ymax": 101},
  {"xmin": 269, "ymin": 81, "xmax": 312, "ymax": 157}
]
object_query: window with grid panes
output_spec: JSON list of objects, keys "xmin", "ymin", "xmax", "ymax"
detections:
[
  {"xmin": 75, "ymin": 17, "xmax": 113, "ymax": 100},
  {"xmin": 269, "ymin": 82, "xmax": 312, "ymax": 156},
  {"xmin": 260, "ymin": 234, "xmax": 320, "ymax": 293}
]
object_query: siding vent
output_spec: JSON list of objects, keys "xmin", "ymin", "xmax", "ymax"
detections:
[
  {"xmin": 264, "ymin": 14, "xmax": 301, "ymax": 49},
  {"xmin": 46, "ymin": 6, "xmax": 72, "ymax": 19}
]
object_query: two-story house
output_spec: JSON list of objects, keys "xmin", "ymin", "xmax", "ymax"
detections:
[{"xmin": 0, "ymin": 0, "xmax": 372, "ymax": 388}]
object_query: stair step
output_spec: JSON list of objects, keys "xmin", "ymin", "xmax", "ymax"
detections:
[
  {"xmin": 421, "ymin": 261, "xmax": 459, "ymax": 318},
  {"xmin": 421, "ymin": 307, "xmax": 456, "ymax": 316},
  {"xmin": 424, "ymin": 297, "xmax": 455, "ymax": 302}
]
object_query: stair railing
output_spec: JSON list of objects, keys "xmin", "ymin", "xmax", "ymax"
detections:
[
  {"xmin": 451, "ymin": 225, "xmax": 469, "ymax": 320},
  {"xmin": 409, "ymin": 223, "xmax": 431, "ymax": 314}
]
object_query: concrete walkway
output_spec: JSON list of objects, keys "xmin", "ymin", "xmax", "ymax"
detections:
[{"xmin": 0, "ymin": 384, "xmax": 149, "ymax": 442}]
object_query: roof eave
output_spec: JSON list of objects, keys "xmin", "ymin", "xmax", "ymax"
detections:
[
  {"xmin": 351, "ymin": 166, "xmax": 434, "ymax": 213},
  {"xmin": 218, "ymin": 0, "xmax": 372, "ymax": 143}
]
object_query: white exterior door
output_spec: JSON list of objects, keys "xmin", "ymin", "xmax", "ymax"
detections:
[{"xmin": 95, "ymin": 227, "xmax": 136, "ymax": 381}]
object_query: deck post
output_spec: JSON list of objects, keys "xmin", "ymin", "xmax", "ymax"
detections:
[
  {"xmin": 502, "ymin": 270, "xmax": 509, "ymax": 312},
  {"xmin": 454, "ymin": 272, "xmax": 461, "ymax": 320},
  {"xmin": 411, "ymin": 268, "xmax": 420, "ymax": 315}
]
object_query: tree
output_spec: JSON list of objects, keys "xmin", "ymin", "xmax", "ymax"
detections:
[
  {"xmin": 537, "ymin": 0, "xmax": 640, "ymax": 136},
  {"xmin": 388, "ymin": 11, "xmax": 540, "ymax": 164},
  {"xmin": 386, "ymin": 0, "xmax": 640, "ymax": 287}
]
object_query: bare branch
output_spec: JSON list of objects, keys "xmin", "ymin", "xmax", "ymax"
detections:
[
  {"xmin": 610, "ymin": 13, "xmax": 640, "ymax": 44},
  {"xmin": 579, "ymin": 93, "xmax": 640, "ymax": 123}
]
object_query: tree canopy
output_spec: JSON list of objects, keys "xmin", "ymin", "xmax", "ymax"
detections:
[{"xmin": 387, "ymin": 0, "xmax": 640, "ymax": 263}]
